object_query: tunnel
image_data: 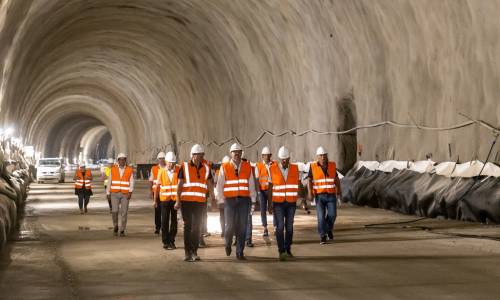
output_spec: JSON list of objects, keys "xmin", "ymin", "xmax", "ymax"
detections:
[
  {"xmin": 0, "ymin": 0, "xmax": 500, "ymax": 299},
  {"xmin": 1, "ymin": 0, "xmax": 498, "ymax": 165}
]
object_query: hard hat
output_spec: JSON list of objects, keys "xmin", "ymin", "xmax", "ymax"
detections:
[
  {"xmin": 222, "ymin": 155, "xmax": 230, "ymax": 163},
  {"xmin": 190, "ymin": 144, "xmax": 204, "ymax": 156},
  {"xmin": 79, "ymin": 161, "xmax": 86, "ymax": 167},
  {"xmin": 116, "ymin": 153, "xmax": 127, "ymax": 159},
  {"xmin": 165, "ymin": 151, "xmax": 177, "ymax": 163},
  {"xmin": 157, "ymin": 152, "xmax": 166, "ymax": 159},
  {"xmin": 230, "ymin": 143, "xmax": 242, "ymax": 152},
  {"xmin": 278, "ymin": 146, "xmax": 290, "ymax": 159},
  {"xmin": 316, "ymin": 146, "xmax": 328, "ymax": 155},
  {"xmin": 261, "ymin": 146, "xmax": 271, "ymax": 155}
]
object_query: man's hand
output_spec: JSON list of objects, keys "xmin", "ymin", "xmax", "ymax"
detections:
[
  {"xmin": 174, "ymin": 201, "xmax": 181, "ymax": 210},
  {"xmin": 127, "ymin": 193, "xmax": 132, "ymax": 200},
  {"xmin": 107, "ymin": 194, "xmax": 111, "ymax": 202},
  {"xmin": 337, "ymin": 194, "xmax": 342, "ymax": 207},
  {"xmin": 268, "ymin": 204, "xmax": 273, "ymax": 214},
  {"xmin": 153, "ymin": 201, "xmax": 157, "ymax": 208}
]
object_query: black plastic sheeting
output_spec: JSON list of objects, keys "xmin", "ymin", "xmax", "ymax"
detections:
[{"xmin": 341, "ymin": 167, "xmax": 500, "ymax": 224}]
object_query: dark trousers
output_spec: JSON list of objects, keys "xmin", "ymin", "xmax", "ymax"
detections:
[
  {"xmin": 259, "ymin": 191, "xmax": 269, "ymax": 227},
  {"xmin": 246, "ymin": 209, "xmax": 252, "ymax": 242},
  {"xmin": 77, "ymin": 193, "xmax": 90, "ymax": 209},
  {"xmin": 224, "ymin": 197, "xmax": 251, "ymax": 256},
  {"xmin": 154, "ymin": 197, "xmax": 161, "ymax": 231},
  {"xmin": 273, "ymin": 201, "xmax": 296, "ymax": 254},
  {"xmin": 219, "ymin": 205, "xmax": 225, "ymax": 234},
  {"xmin": 316, "ymin": 194, "xmax": 337, "ymax": 237},
  {"xmin": 105, "ymin": 186, "xmax": 111, "ymax": 209},
  {"xmin": 201, "ymin": 202, "xmax": 208, "ymax": 235},
  {"xmin": 160, "ymin": 201, "xmax": 178, "ymax": 245},
  {"xmin": 181, "ymin": 201, "xmax": 204, "ymax": 255}
]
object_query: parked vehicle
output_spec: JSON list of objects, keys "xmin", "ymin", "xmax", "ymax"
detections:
[{"xmin": 36, "ymin": 158, "xmax": 65, "ymax": 183}]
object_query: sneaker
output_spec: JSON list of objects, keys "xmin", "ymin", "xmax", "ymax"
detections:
[
  {"xmin": 192, "ymin": 251, "xmax": 201, "ymax": 261},
  {"xmin": 170, "ymin": 242, "xmax": 177, "ymax": 249},
  {"xmin": 279, "ymin": 252, "xmax": 288, "ymax": 261},
  {"xmin": 327, "ymin": 231, "xmax": 334, "ymax": 240},
  {"xmin": 113, "ymin": 226, "xmax": 118, "ymax": 236},
  {"xmin": 163, "ymin": 244, "xmax": 169, "ymax": 250},
  {"xmin": 263, "ymin": 228, "xmax": 269, "ymax": 237},
  {"xmin": 120, "ymin": 231, "xmax": 125, "ymax": 237},
  {"xmin": 320, "ymin": 235, "xmax": 327, "ymax": 244},
  {"xmin": 246, "ymin": 241, "xmax": 254, "ymax": 247},
  {"xmin": 225, "ymin": 245, "xmax": 232, "ymax": 256},
  {"xmin": 184, "ymin": 255, "xmax": 195, "ymax": 262}
]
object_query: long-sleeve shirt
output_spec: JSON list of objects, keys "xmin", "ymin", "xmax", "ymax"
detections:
[
  {"xmin": 216, "ymin": 159, "xmax": 257, "ymax": 204},
  {"xmin": 106, "ymin": 166, "xmax": 135, "ymax": 195}
]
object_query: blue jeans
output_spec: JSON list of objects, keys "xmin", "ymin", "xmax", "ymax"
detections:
[
  {"xmin": 225, "ymin": 197, "xmax": 251, "ymax": 256},
  {"xmin": 315, "ymin": 194, "xmax": 337, "ymax": 237},
  {"xmin": 273, "ymin": 202, "xmax": 296, "ymax": 254},
  {"xmin": 259, "ymin": 191, "xmax": 269, "ymax": 227},
  {"xmin": 246, "ymin": 208, "xmax": 253, "ymax": 242}
]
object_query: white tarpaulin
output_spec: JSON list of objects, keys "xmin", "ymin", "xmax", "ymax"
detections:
[
  {"xmin": 356, "ymin": 161, "xmax": 380, "ymax": 171},
  {"xmin": 377, "ymin": 160, "xmax": 409, "ymax": 172},
  {"xmin": 408, "ymin": 160, "xmax": 435, "ymax": 173}
]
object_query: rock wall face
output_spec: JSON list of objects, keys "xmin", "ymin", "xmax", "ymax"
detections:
[{"xmin": 0, "ymin": 0, "xmax": 498, "ymax": 167}]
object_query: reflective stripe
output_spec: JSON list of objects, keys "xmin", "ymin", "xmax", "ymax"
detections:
[
  {"xmin": 273, "ymin": 184, "xmax": 299, "ymax": 190},
  {"xmin": 225, "ymin": 179, "xmax": 249, "ymax": 184},
  {"xmin": 223, "ymin": 187, "xmax": 249, "ymax": 192},
  {"xmin": 160, "ymin": 186, "xmax": 177, "ymax": 190},
  {"xmin": 184, "ymin": 162, "xmax": 190, "ymax": 183},
  {"xmin": 312, "ymin": 178, "xmax": 335, "ymax": 183},
  {"xmin": 160, "ymin": 192, "xmax": 177, "ymax": 196},
  {"xmin": 110, "ymin": 186, "xmax": 130, "ymax": 191},
  {"xmin": 313, "ymin": 185, "xmax": 336, "ymax": 189},
  {"xmin": 181, "ymin": 191, "xmax": 206, "ymax": 198},
  {"xmin": 183, "ymin": 182, "xmax": 208, "ymax": 189},
  {"xmin": 111, "ymin": 181, "xmax": 121, "ymax": 184},
  {"xmin": 272, "ymin": 192, "xmax": 298, "ymax": 197}
]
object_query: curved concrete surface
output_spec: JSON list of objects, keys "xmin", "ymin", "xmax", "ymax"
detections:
[{"xmin": 0, "ymin": 0, "xmax": 499, "ymax": 168}]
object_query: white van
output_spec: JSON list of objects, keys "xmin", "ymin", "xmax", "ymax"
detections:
[{"xmin": 36, "ymin": 158, "xmax": 65, "ymax": 183}]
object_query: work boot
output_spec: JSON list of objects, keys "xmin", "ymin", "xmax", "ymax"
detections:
[
  {"xmin": 154, "ymin": 229, "xmax": 160, "ymax": 235},
  {"xmin": 246, "ymin": 240, "xmax": 254, "ymax": 247},
  {"xmin": 192, "ymin": 251, "xmax": 201, "ymax": 261},
  {"xmin": 113, "ymin": 226, "xmax": 118, "ymax": 236},
  {"xmin": 286, "ymin": 251, "xmax": 294, "ymax": 258},
  {"xmin": 170, "ymin": 242, "xmax": 177, "ymax": 249},
  {"xmin": 320, "ymin": 235, "xmax": 327, "ymax": 244},
  {"xmin": 163, "ymin": 244, "xmax": 169, "ymax": 250},
  {"xmin": 236, "ymin": 253, "xmax": 247, "ymax": 260},
  {"xmin": 225, "ymin": 245, "xmax": 232, "ymax": 256},
  {"xmin": 84, "ymin": 207, "xmax": 88, "ymax": 214},
  {"xmin": 80, "ymin": 209, "xmax": 84, "ymax": 215},
  {"xmin": 184, "ymin": 252, "xmax": 194, "ymax": 262},
  {"xmin": 120, "ymin": 231, "xmax": 125, "ymax": 237},
  {"xmin": 263, "ymin": 228, "xmax": 269, "ymax": 237},
  {"xmin": 327, "ymin": 231, "xmax": 334, "ymax": 241}
]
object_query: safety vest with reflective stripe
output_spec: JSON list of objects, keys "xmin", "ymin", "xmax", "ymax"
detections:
[
  {"xmin": 109, "ymin": 166, "xmax": 133, "ymax": 194},
  {"xmin": 222, "ymin": 161, "xmax": 251, "ymax": 198},
  {"xmin": 151, "ymin": 165, "xmax": 161, "ymax": 192},
  {"xmin": 311, "ymin": 161, "xmax": 337, "ymax": 195},
  {"xmin": 158, "ymin": 165, "xmax": 180, "ymax": 201},
  {"xmin": 270, "ymin": 163, "xmax": 299, "ymax": 203},
  {"xmin": 180, "ymin": 161, "xmax": 209, "ymax": 202},
  {"xmin": 74, "ymin": 169, "xmax": 92, "ymax": 190},
  {"xmin": 256, "ymin": 160, "xmax": 275, "ymax": 191}
]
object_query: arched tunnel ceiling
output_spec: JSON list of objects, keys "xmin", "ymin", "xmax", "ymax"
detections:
[{"xmin": 0, "ymin": 0, "xmax": 499, "ymax": 166}]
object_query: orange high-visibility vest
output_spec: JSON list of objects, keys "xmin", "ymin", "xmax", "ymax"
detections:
[
  {"xmin": 158, "ymin": 165, "xmax": 180, "ymax": 201},
  {"xmin": 222, "ymin": 161, "xmax": 251, "ymax": 198},
  {"xmin": 180, "ymin": 161, "xmax": 209, "ymax": 202},
  {"xmin": 74, "ymin": 168, "xmax": 92, "ymax": 190},
  {"xmin": 256, "ymin": 160, "xmax": 275, "ymax": 191},
  {"xmin": 110, "ymin": 165, "xmax": 133, "ymax": 194},
  {"xmin": 270, "ymin": 163, "xmax": 299, "ymax": 203},
  {"xmin": 151, "ymin": 165, "xmax": 161, "ymax": 192},
  {"xmin": 310, "ymin": 161, "xmax": 337, "ymax": 195}
]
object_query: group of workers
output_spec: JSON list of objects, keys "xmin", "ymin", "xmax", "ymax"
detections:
[{"xmin": 72, "ymin": 143, "xmax": 342, "ymax": 262}]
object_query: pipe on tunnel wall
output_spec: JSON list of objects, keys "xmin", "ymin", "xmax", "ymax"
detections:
[{"xmin": 0, "ymin": 0, "xmax": 498, "ymax": 166}]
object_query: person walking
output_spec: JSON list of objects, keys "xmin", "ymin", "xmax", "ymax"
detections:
[
  {"xmin": 154, "ymin": 151, "xmax": 179, "ymax": 250},
  {"xmin": 216, "ymin": 143, "xmax": 256, "ymax": 260},
  {"xmin": 175, "ymin": 144, "xmax": 215, "ymax": 262},
  {"xmin": 255, "ymin": 146, "xmax": 275, "ymax": 237},
  {"xmin": 307, "ymin": 146, "xmax": 342, "ymax": 244},
  {"xmin": 74, "ymin": 163, "xmax": 93, "ymax": 214},
  {"xmin": 150, "ymin": 152, "xmax": 167, "ymax": 234},
  {"xmin": 102, "ymin": 159, "xmax": 114, "ymax": 213},
  {"xmin": 268, "ymin": 146, "xmax": 299, "ymax": 261},
  {"xmin": 106, "ymin": 153, "xmax": 134, "ymax": 237}
]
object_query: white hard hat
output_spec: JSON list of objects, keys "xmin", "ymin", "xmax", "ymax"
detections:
[
  {"xmin": 79, "ymin": 161, "xmax": 86, "ymax": 167},
  {"xmin": 157, "ymin": 152, "xmax": 166, "ymax": 159},
  {"xmin": 165, "ymin": 151, "xmax": 177, "ymax": 163},
  {"xmin": 316, "ymin": 146, "xmax": 328, "ymax": 155},
  {"xmin": 278, "ymin": 146, "xmax": 290, "ymax": 159},
  {"xmin": 261, "ymin": 146, "xmax": 271, "ymax": 155},
  {"xmin": 230, "ymin": 143, "xmax": 243, "ymax": 152},
  {"xmin": 116, "ymin": 153, "xmax": 127, "ymax": 159},
  {"xmin": 190, "ymin": 144, "xmax": 204, "ymax": 155},
  {"xmin": 222, "ymin": 156, "xmax": 230, "ymax": 163}
]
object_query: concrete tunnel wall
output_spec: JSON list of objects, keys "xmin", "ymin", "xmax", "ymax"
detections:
[{"xmin": 0, "ymin": 0, "xmax": 499, "ymax": 171}]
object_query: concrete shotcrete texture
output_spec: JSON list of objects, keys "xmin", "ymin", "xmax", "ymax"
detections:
[{"xmin": 0, "ymin": 0, "xmax": 499, "ymax": 168}]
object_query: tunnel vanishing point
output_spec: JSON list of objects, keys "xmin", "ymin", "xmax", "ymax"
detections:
[{"xmin": 0, "ymin": 0, "xmax": 499, "ymax": 167}]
